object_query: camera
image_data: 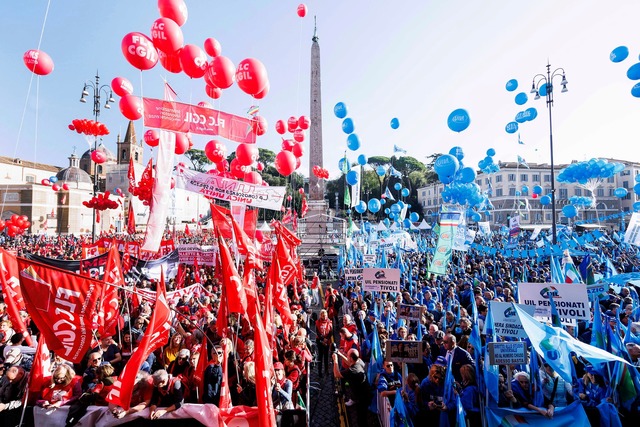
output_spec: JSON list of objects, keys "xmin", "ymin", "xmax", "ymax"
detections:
[{"xmin": 330, "ymin": 343, "xmax": 338, "ymax": 355}]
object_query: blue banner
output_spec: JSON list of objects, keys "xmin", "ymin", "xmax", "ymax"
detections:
[{"xmin": 486, "ymin": 401, "xmax": 588, "ymax": 427}]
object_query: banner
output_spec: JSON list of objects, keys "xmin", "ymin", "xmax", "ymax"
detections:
[
  {"xmin": 136, "ymin": 283, "xmax": 207, "ymax": 306},
  {"xmin": 477, "ymin": 221, "xmax": 491, "ymax": 236},
  {"xmin": 143, "ymin": 98, "xmax": 256, "ymax": 144},
  {"xmin": 177, "ymin": 244, "xmax": 218, "ymax": 265},
  {"xmin": 344, "ymin": 267, "xmax": 363, "ymax": 283},
  {"xmin": 17, "ymin": 258, "xmax": 101, "ymax": 363},
  {"xmin": 486, "ymin": 399, "xmax": 589, "ymax": 427},
  {"xmin": 625, "ymin": 212, "xmax": 640, "ymax": 247},
  {"xmin": 517, "ymin": 282, "xmax": 589, "ymax": 321},
  {"xmin": 350, "ymin": 166, "xmax": 361, "ymax": 208},
  {"xmin": 362, "ymin": 268, "xmax": 401, "ymax": 293},
  {"xmin": 428, "ymin": 209, "xmax": 461, "ymax": 276},
  {"xmin": 484, "ymin": 301, "xmax": 535, "ymax": 339},
  {"xmin": 176, "ymin": 168, "xmax": 285, "ymax": 211}
]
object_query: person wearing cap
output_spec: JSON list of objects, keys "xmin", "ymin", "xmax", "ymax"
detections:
[
  {"xmin": 167, "ymin": 349, "xmax": 194, "ymax": 380},
  {"xmin": 315, "ymin": 309, "xmax": 333, "ymax": 377},
  {"xmin": 203, "ymin": 346, "xmax": 223, "ymax": 405},
  {"xmin": 272, "ymin": 362, "xmax": 293, "ymax": 412}
]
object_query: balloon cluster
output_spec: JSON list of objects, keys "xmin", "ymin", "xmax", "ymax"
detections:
[
  {"xmin": 83, "ymin": 192, "xmax": 119, "ymax": 211},
  {"xmin": 569, "ymin": 196, "xmax": 596, "ymax": 208},
  {"xmin": 131, "ymin": 170, "xmax": 154, "ymax": 206},
  {"xmin": 119, "ymin": 0, "xmax": 269, "ymax": 100},
  {"xmin": 557, "ymin": 158, "xmax": 625, "ymax": 185},
  {"xmin": 609, "ymin": 45, "xmax": 640, "ymax": 98},
  {"xmin": 68, "ymin": 119, "xmax": 109, "ymax": 137},
  {"xmin": 634, "ymin": 174, "xmax": 640, "ymax": 197},
  {"xmin": 41, "ymin": 176, "xmax": 69, "ymax": 192},
  {"xmin": 503, "ymin": 78, "xmax": 538, "ymax": 134},
  {"xmin": 1, "ymin": 215, "xmax": 31, "ymax": 237},
  {"xmin": 433, "ymin": 147, "xmax": 489, "ymax": 209},
  {"xmin": 334, "ymin": 102, "xmax": 362, "ymax": 151},
  {"xmin": 23, "ymin": 49, "xmax": 54, "ymax": 76},
  {"xmin": 312, "ymin": 165, "xmax": 329, "ymax": 179},
  {"xmin": 272, "ymin": 115, "xmax": 308, "ymax": 176},
  {"xmin": 477, "ymin": 148, "xmax": 500, "ymax": 174}
]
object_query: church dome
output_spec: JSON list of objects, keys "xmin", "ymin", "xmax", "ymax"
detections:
[{"xmin": 56, "ymin": 166, "xmax": 93, "ymax": 190}]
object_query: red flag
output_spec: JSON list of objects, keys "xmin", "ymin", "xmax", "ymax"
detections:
[
  {"xmin": 281, "ymin": 208, "xmax": 292, "ymax": 224},
  {"xmin": 216, "ymin": 229, "xmax": 248, "ymax": 314},
  {"xmin": 192, "ymin": 332, "xmax": 208, "ymax": 403},
  {"xmin": 292, "ymin": 210, "xmax": 298, "ymax": 232},
  {"xmin": 28, "ymin": 335, "xmax": 51, "ymax": 403},
  {"xmin": 100, "ymin": 246, "xmax": 123, "ymax": 338},
  {"xmin": 0, "ymin": 249, "xmax": 33, "ymax": 346},
  {"xmin": 127, "ymin": 199, "xmax": 136, "ymax": 235},
  {"xmin": 17, "ymin": 258, "xmax": 102, "ymax": 363},
  {"xmin": 210, "ymin": 204, "xmax": 258, "ymax": 239},
  {"xmin": 219, "ymin": 339, "xmax": 232, "ymax": 410},
  {"xmin": 275, "ymin": 238, "xmax": 298, "ymax": 288},
  {"xmin": 193, "ymin": 255, "xmax": 201, "ymax": 283},
  {"xmin": 252, "ymin": 299, "xmax": 277, "ymax": 426},
  {"xmin": 107, "ymin": 270, "xmax": 171, "ymax": 410},
  {"xmin": 175, "ymin": 263, "xmax": 186, "ymax": 290},
  {"xmin": 185, "ymin": 223, "xmax": 192, "ymax": 236},
  {"xmin": 268, "ymin": 252, "xmax": 293, "ymax": 335},
  {"xmin": 271, "ymin": 220, "xmax": 301, "ymax": 247},
  {"xmin": 127, "ymin": 156, "xmax": 136, "ymax": 194},
  {"xmin": 216, "ymin": 282, "xmax": 228, "ymax": 339},
  {"xmin": 220, "ymin": 406, "xmax": 260, "ymax": 427},
  {"xmin": 229, "ymin": 214, "xmax": 262, "ymax": 271},
  {"xmin": 301, "ymin": 196, "xmax": 308, "ymax": 218}
]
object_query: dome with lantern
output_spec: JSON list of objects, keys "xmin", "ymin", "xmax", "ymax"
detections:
[{"xmin": 56, "ymin": 153, "xmax": 93, "ymax": 190}]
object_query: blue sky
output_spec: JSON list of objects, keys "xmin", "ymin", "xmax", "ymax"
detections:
[{"xmin": 2, "ymin": 1, "xmax": 640, "ymax": 179}]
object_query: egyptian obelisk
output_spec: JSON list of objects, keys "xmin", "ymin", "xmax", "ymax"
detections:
[{"xmin": 308, "ymin": 19, "xmax": 325, "ymax": 202}]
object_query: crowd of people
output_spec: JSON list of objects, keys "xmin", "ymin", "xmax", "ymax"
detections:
[{"xmin": 0, "ymin": 226, "xmax": 639, "ymax": 426}]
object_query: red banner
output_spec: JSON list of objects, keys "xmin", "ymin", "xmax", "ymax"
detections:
[
  {"xmin": 0, "ymin": 249, "xmax": 32, "ymax": 345},
  {"xmin": 143, "ymin": 98, "xmax": 257, "ymax": 144},
  {"xmin": 106, "ymin": 272, "xmax": 171, "ymax": 410},
  {"xmin": 17, "ymin": 258, "xmax": 102, "ymax": 363},
  {"xmin": 100, "ymin": 246, "xmax": 123, "ymax": 338}
]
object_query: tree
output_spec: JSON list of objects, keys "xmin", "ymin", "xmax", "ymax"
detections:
[{"xmin": 184, "ymin": 149, "xmax": 212, "ymax": 172}]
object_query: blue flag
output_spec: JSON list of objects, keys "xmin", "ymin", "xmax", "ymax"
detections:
[
  {"xmin": 484, "ymin": 303, "xmax": 500, "ymax": 405},
  {"xmin": 486, "ymin": 400, "xmax": 589, "ymax": 427},
  {"xmin": 390, "ymin": 389, "xmax": 413, "ymax": 427}
]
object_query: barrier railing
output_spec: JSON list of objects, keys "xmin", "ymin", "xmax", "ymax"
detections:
[{"xmin": 377, "ymin": 392, "xmax": 392, "ymax": 427}]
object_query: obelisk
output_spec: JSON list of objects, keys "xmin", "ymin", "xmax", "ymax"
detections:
[{"xmin": 308, "ymin": 19, "xmax": 325, "ymax": 202}]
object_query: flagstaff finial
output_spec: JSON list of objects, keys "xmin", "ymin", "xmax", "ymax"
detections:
[{"xmin": 312, "ymin": 16, "xmax": 318, "ymax": 42}]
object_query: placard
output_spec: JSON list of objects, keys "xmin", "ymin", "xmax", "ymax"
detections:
[
  {"xmin": 518, "ymin": 282, "xmax": 589, "ymax": 321},
  {"xmin": 344, "ymin": 268, "xmax": 363, "ymax": 283},
  {"xmin": 362, "ymin": 268, "xmax": 401, "ymax": 293},
  {"xmin": 363, "ymin": 254, "xmax": 376, "ymax": 266},
  {"xmin": 484, "ymin": 301, "xmax": 535, "ymax": 338},
  {"xmin": 397, "ymin": 304, "xmax": 422, "ymax": 321},
  {"xmin": 385, "ymin": 340, "xmax": 422, "ymax": 364},
  {"xmin": 488, "ymin": 341, "xmax": 528, "ymax": 365}
]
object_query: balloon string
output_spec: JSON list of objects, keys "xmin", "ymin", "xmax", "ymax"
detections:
[{"xmin": 295, "ymin": 9, "xmax": 304, "ymax": 115}]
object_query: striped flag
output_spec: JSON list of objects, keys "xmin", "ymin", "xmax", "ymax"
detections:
[{"xmin": 562, "ymin": 250, "xmax": 583, "ymax": 283}]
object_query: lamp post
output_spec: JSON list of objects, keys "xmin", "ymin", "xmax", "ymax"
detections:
[
  {"xmin": 79, "ymin": 71, "xmax": 114, "ymax": 242},
  {"xmin": 530, "ymin": 63, "xmax": 568, "ymax": 245}
]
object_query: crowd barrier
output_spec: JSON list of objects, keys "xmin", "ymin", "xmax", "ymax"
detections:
[{"xmin": 376, "ymin": 393, "xmax": 392, "ymax": 427}]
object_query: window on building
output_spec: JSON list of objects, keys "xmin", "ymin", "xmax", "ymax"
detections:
[
  {"xmin": 609, "ymin": 188, "xmax": 615, "ymax": 197},
  {"xmin": 120, "ymin": 176, "xmax": 124, "ymax": 183},
  {"xmin": 574, "ymin": 188, "xmax": 582, "ymax": 196},
  {"xmin": 25, "ymin": 175, "xmax": 35, "ymax": 183},
  {"xmin": 98, "ymin": 166, "xmax": 102, "ymax": 174},
  {"xmin": 597, "ymin": 188, "xmax": 604, "ymax": 197},
  {"xmin": 422, "ymin": 191, "xmax": 426, "ymax": 197},
  {"xmin": 496, "ymin": 189, "xmax": 503, "ymax": 196},
  {"xmin": 607, "ymin": 176, "xmax": 615, "ymax": 183},
  {"xmin": 532, "ymin": 175, "xmax": 540, "ymax": 182},
  {"xmin": 108, "ymin": 176, "xmax": 112, "ymax": 183},
  {"xmin": 546, "ymin": 213, "xmax": 551, "ymax": 221},
  {"xmin": 507, "ymin": 174, "xmax": 516, "ymax": 182},
  {"xmin": 509, "ymin": 188, "xmax": 516, "ymax": 196},
  {"xmin": 559, "ymin": 189, "xmax": 567, "ymax": 198},
  {"xmin": 621, "ymin": 170, "xmax": 631, "ymax": 176},
  {"xmin": 496, "ymin": 175, "xmax": 502, "ymax": 183},
  {"xmin": 536, "ymin": 213, "xmax": 542, "ymax": 222},
  {"xmin": 134, "ymin": 152, "xmax": 139, "ymax": 161},
  {"xmin": 122, "ymin": 150, "xmax": 127, "ymax": 160},
  {"xmin": 520, "ymin": 174, "xmax": 528, "ymax": 182},
  {"xmin": 522, "ymin": 213, "xmax": 528, "ymax": 220},
  {"xmin": 544, "ymin": 174, "xmax": 551, "ymax": 182},
  {"xmin": 623, "ymin": 181, "xmax": 629, "ymax": 189},
  {"xmin": 476, "ymin": 180, "xmax": 481, "ymax": 185}
]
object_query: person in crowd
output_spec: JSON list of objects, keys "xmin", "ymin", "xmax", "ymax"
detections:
[
  {"xmin": 401, "ymin": 372, "xmax": 420, "ymax": 422},
  {"xmin": 417, "ymin": 360, "xmax": 447, "ymax": 424},
  {"xmin": 315, "ymin": 309, "xmax": 333, "ymax": 377},
  {"xmin": 377, "ymin": 360, "xmax": 402, "ymax": 405},
  {"xmin": 540, "ymin": 363, "xmax": 573, "ymax": 409},
  {"xmin": 505, "ymin": 372, "xmax": 554, "ymax": 418},
  {"xmin": 92, "ymin": 336, "xmax": 123, "ymax": 374},
  {"xmin": 272, "ymin": 362, "xmax": 294, "ymax": 412},
  {"xmin": 110, "ymin": 371, "xmax": 153, "ymax": 419},
  {"xmin": 148, "ymin": 369, "xmax": 184, "ymax": 420},
  {"xmin": 459, "ymin": 364, "xmax": 481, "ymax": 427},
  {"xmin": 162, "ymin": 333, "xmax": 185, "ymax": 369},
  {"xmin": 442, "ymin": 333, "xmax": 474, "ymax": 383},
  {"xmin": 236, "ymin": 361, "xmax": 257, "ymax": 406},
  {"xmin": 37, "ymin": 364, "xmax": 82, "ymax": 410},
  {"xmin": 203, "ymin": 346, "xmax": 223, "ymax": 405},
  {"xmin": 333, "ymin": 349, "xmax": 369, "ymax": 427},
  {"xmin": 0, "ymin": 366, "xmax": 29, "ymax": 425}
]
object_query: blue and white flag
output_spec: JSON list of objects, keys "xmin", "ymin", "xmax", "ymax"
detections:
[
  {"xmin": 394, "ymin": 144, "xmax": 407, "ymax": 155},
  {"xmin": 486, "ymin": 401, "xmax": 589, "ymax": 427}
]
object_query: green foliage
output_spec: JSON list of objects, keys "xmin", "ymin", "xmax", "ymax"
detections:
[{"xmin": 184, "ymin": 149, "xmax": 212, "ymax": 172}]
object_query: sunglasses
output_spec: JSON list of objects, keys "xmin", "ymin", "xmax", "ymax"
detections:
[
  {"xmin": 91, "ymin": 358, "xmax": 101, "ymax": 363},
  {"xmin": 178, "ymin": 356, "xmax": 188, "ymax": 361},
  {"xmin": 385, "ymin": 364, "xmax": 394, "ymax": 368}
]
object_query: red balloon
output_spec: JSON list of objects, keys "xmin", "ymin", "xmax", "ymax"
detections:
[
  {"xmin": 275, "ymin": 151, "xmax": 296, "ymax": 176},
  {"xmin": 174, "ymin": 133, "xmax": 190, "ymax": 155},
  {"xmin": 295, "ymin": 156, "xmax": 302, "ymax": 170},
  {"xmin": 111, "ymin": 77, "xmax": 134, "ymax": 97},
  {"xmin": 91, "ymin": 150, "xmax": 107, "ymax": 164},
  {"xmin": 158, "ymin": 49, "xmax": 183, "ymax": 73},
  {"xmin": 203, "ymin": 37, "xmax": 222, "ymax": 57},
  {"xmin": 293, "ymin": 129, "xmax": 305, "ymax": 142},
  {"xmin": 151, "ymin": 17, "xmax": 184, "ymax": 54},
  {"xmin": 236, "ymin": 58, "xmax": 269, "ymax": 96},
  {"xmin": 297, "ymin": 4, "xmax": 307, "ymax": 17},
  {"xmin": 52, "ymin": 184, "xmax": 60, "ymax": 191},
  {"xmin": 62, "ymin": 183, "xmax": 70, "ymax": 191},
  {"xmin": 68, "ymin": 124, "xmax": 75, "ymax": 131},
  {"xmin": 23, "ymin": 49, "xmax": 54, "ymax": 75},
  {"xmin": 205, "ymin": 56, "xmax": 236, "ymax": 89},
  {"xmin": 216, "ymin": 159, "xmax": 229, "ymax": 172},
  {"xmin": 252, "ymin": 81, "xmax": 270, "ymax": 100},
  {"xmin": 298, "ymin": 188, "xmax": 305, "ymax": 194},
  {"xmin": 179, "ymin": 44, "xmax": 207, "ymax": 79},
  {"xmin": 41, "ymin": 179, "xmax": 50, "ymax": 186},
  {"xmin": 292, "ymin": 142, "xmax": 305, "ymax": 158},
  {"xmin": 235, "ymin": 143, "xmax": 259, "ymax": 166},
  {"xmin": 158, "ymin": 0, "xmax": 188, "ymax": 26},
  {"xmin": 0, "ymin": 220, "xmax": 4, "ymax": 230},
  {"xmin": 298, "ymin": 115, "xmax": 310, "ymax": 130},
  {"xmin": 198, "ymin": 101, "xmax": 213, "ymax": 109},
  {"xmin": 287, "ymin": 116, "xmax": 298, "ymax": 132},
  {"xmin": 244, "ymin": 171, "xmax": 262, "ymax": 184},
  {"xmin": 144, "ymin": 129, "xmax": 160, "ymax": 147},
  {"xmin": 275, "ymin": 119, "xmax": 286, "ymax": 135},
  {"xmin": 119, "ymin": 95, "xmax": 143, "ymax": 120},
  {"xmin": 205, "ymin": 85, "xmax": 222, "ymax": 99},
  {"xmin": 229, "ymin": 158, "xmax": 246, "ymax": 179},
  {"xmin": 252, "ymin": 116, "xmax": 268, "ymax": 136},
  {"xmin": 532, "ymin": 194, "xmax": 538, "ymax": 199},
  {"xmin": 282, "ymin": 139, "xmax": 295, "ymax": 151},
  {"xmin": 204, "ymin": 139, "xmax": 227, "ymax": 163},
  {"xmin": 121, "ymin": 32, "xmax": 158, "ymax": 71},
  {"xmin": 256, "ymin": 162, "xmax": 264, "ymax": 172}
]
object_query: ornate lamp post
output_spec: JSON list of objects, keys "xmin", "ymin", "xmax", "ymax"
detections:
[
  {"xmin": 530, "ymin": 63, "xmax": 568, "ymax": 245},
  {"xmin": 79, "ymin": 71, "xmax": 114, "ymax": 242}
]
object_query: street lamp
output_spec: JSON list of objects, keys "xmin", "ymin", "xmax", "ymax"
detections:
[
  {"xmin": 79, "ymin": 71, "xmax": 115, "ymax": 242},
  {"xmin": 530, "ymin": 62, "xmax": 568, "ymax": 245}
]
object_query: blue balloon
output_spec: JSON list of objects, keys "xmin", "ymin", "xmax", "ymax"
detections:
[
  {"xmin": 506, "ymin": 122, "xmax": 519, "ymax": 134},
  {"xmin": 409, "ymin": 212, "xmax": 419, "ymax": 222},
  {"xmin": 611, "ymin": 46, "xmax": 629, "ymax": 63},
  {"xmin": 521, "ymin": 185, "xmax": 529, "ymax": 193},
  {"xmin": 357, "ymin": 154, "xmax": 368, "ymax": 166},
  {"xmin": 525, "ymin": 107, "xmax": 538, "ymax": 121},
  {"xmin": 403, "ymin": 219, "xmax": 412, "ymax": 228},
  {"xmin": 394, "ymin": 183, "xmax": 402, "ymax": 191},
  {"xmin": 533, "ymin": 185, "xmax": 543, "ymax": 195},
  {"xmin": 515, "ymin": 191, "xmax": 521, "ymax": 197},
  {"xmin": 562, "ymin": 205, "xmax": 578, "ymax": 218},
  {"xmin": 401, "ymin": 188, "xmax": 410, "ymax": 197},
  {"xmin": 486, "ymin": 148, "xmax": 496, "ymax": 157},
  {"xmin": 538, "ymin": 83, "xmax": 547, "ymax": 97},
  {"xmin": 615, "ymin": 187, "xmax": 629, "ymax": 198},
  {"xmin": 346, "ymin": 170, "xmax": 359, "ymax": 186},
  {"xmin": 376, "ymin": 165, "xmax": 386, "ymax": 176},
  {"xmin": 632, "ymin": 83, "xmax": 640, "ymax": 98},
  {"xmin": 346, "ymin": 133, "xmax": 360, "ymax": 150},
  {"xmin": 380, "ymin": 198, "xmax": 386, "ymax": 205},
  {"xmin": 635, "ymin": 183, "xmax": 640, "ymax": 195},
  {"xmin": 355, "ymin": 201, "xmax": 367, "ymax": 214},
  {"xmin": 636, "ymin": 174, "xmax": 640, "ymax": 183},
  {"xmin": 449, "ymin": 146, "xmax": 464, "ymax": 161},
  {"xmin": 634, "ymin": 201, "xmax": 640, "ymax": 212},
  {"xmin": 338, "ymin": 158, "xmax": 350, "ymax": 173},
  {"xmin": 49, "ymin": 176, "xmax": 58, "ymax": 183},
  {"xmin": 390, "ymin": 118, "xmax": 400, "ymax": 129},
  {"xmin": 368, "ymin": 198, "xmax": 381, "ymax": 213},
  {"xmin": 447, "ymin": 108, "xmax": 471, "ymax": 132},
  {"xmin": 434, "ymin": 154, "xmax": 460, "ymax": 177},
  {"xmin": 334, "ymin": 102, "xmax": 348, "ymax": 119},
  {"xmin": 459, "ymin": 167, "xmax": 476, "ymax": 184},
  {"xmin": 383, "ymin": 218, "xmax": 390, "ymax": 227},
  {"xmin": 515, "ymin": 92, "xmax": 528, "ymax": 105},
  {"xmin": 506, "ymin": 79, "xmax": 518, "ymax": 92},
  {"xmin": 540, "ymin": 195, "xmax": 551, "ymax": 206},
  {"xmin": 384, "ymin": 208, "xmax": 390, "ymax": 215},
  {"xmin": 515, "ymin": 111, "xmax": 527, "ymax": 124},
  {"xmin": 470, "ymin": 212, "xmax": 481, "ymax": 222},
  {"xmin": 389, "ymin": 212, "xmax": 398, "ymax": 221},
  {"xmin": 627, "ymin": 63, "xmax": 640, "ymax": 80},
  {"xmin": 390, "ymin": 203, "xmax": 401, "ymax": 214},
  {"xmin": 342, "ymin": 117, "xmax": 355, "ymax": 134}
]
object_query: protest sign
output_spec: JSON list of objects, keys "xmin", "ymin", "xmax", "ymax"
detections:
[
  {"xmin": 518, "ymin": 282, "xmax": 589, "ymax": 321},
  {"xmin": 484, "ymin": 301, "xmax": 535, "ymax": 339},
  {"xmin": 362, "ymin": 268, "xmax": 401, "ymax": 293},
  {"xmin": 386, "ymin": 340, "xmax": 422, "ymax": 364},
  {"xmin": 397, "ymin": 304, "xmax": 422, "ymax": 321},
  {"xmin": 488, "ymin": 341, "xmax": 528, "ymax": 365}
]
